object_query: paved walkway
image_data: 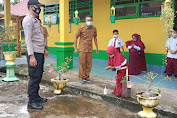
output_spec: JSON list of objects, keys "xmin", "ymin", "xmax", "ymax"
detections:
[{"xmin": 1, "ymin": 54, "xmax": 177, "ymax": 90}]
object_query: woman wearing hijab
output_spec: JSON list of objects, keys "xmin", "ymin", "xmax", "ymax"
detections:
[
  {"xmin": 126, "ymin": 34, "xmax": 145, "ymax": 75},
  {"xmin": 105, "ymin": 46, "xmax": 127, "ymax": 97}
]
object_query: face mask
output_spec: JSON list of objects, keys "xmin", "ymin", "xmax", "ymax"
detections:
[
  {"xmin": 114, "ymin": 35, "xmax": 118, "ymax": 38},
  {"xmin": 109, "ymin": 54, "xmax": 114, "ymax": 58},
  {"xmin": 33, "ymin": 6, "xmax": 41, "ymax": 16},
  {"xmin": 172, "ymin": 33, "xmax": 177, "ymax": 38},
  {"xmin": 86, "ymin": 21, "xmax": 92, "ymax": 26},
  {"xmin": 133, "ymin": 38, "xmax": 136, "ymax": 41}
]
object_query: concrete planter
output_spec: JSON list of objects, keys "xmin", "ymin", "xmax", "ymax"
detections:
[
  {"xmin": 51, "ymin": 78, "xmax": 69, "ymax": 95},
  {"xmin": 2, "ymin": 51, "xmax": 19, "ymax": 82},
  {"xmin": 136, "ymin": 92, "xmax": 161, "ymax": 118},
  {"xmin": 3, "ymin": 51, "xmax": 17, "ymax": 66}
]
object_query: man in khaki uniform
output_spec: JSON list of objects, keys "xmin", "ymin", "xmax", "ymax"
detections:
[
  {"xmin": 74, "ymin": 15, "xmax": 99, "ymax": 84},
  {"xmin": 38, "ymin": 19, "xmax": 49, "ymax": 51}
]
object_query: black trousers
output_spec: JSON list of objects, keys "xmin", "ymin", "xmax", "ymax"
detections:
[{"xmin": 27, "ymin": 53, "xmax": 44, "ymax": 101}]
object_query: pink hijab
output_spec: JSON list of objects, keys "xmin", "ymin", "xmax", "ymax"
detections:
[{"xmin": 107, "ymin": 46, "xmax": 126, "ymax": 66}]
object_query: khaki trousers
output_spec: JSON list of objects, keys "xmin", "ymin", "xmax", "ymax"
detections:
[{"xmin": 79, "ymin": 51, "xmax": 92, "ymax": 80}]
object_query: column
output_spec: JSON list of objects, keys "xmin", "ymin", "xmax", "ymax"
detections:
[
  {"xmin": 55, "ymin": 0, "xmax": 74, "ymax": 69},
  {"xmin": 4, "ymin": 0, "xmax": 11, "ymax": 27}
]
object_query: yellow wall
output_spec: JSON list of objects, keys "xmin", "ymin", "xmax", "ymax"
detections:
[{"xmin": 40, "ymin": 0, "xmax": 166, "ymax": 55}]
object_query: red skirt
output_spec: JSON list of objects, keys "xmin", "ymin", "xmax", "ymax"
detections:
[
  {"xmin": 114, "ymin": 69, "xmax": 126, "ymax": 97},
  {"xmin": 128, "ymin": 52, "xmax": 142, "ymax": 75}
]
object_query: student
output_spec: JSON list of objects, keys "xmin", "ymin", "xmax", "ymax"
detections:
[
  {"xmin": 165, "ymin": 28, "xmax": 177, "ymax": 78},
  {"xmin": 108, "ymin": 30, "xmax": 124, "ymax": 55},
  {"xmin": 105, "ymin": 46, "xmax": 127, "ymax": 97},
  {"xmin": 126, "ymin": 34, "xmax": 145, "ymax": 75}
]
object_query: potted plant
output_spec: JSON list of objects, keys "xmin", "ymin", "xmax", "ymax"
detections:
[
  {"xmin": 121, "ymin": 75, "xmax": 131, "ymax": 98},
  {"xmin": 48, "ymin": 57, "xmax": 72, "ymax": 95},
  {"xmin": 136, "ymin": 72, "xmax": 171, "ymax": 118},
  {"xmin": 0, "ymin": 22, "xmax": 19, "ymax": 82},
  {"xmin": 0, "ymin": 22, "xmax": 17, "ymax": 66}
]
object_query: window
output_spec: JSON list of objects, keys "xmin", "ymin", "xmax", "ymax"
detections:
[
  {"xmin": 43, "ymin": 0, "xmax": 93, "ymax": 24},
  {"xmin": 140, "ymin": 1, "xmax": 163, "ymax": 17},
  {"xmin": 70, "ymin": 0, "xmax": 93, "ymax": 22},
  {"xmin": 116, "ymin": 6, "xmax": 136, "ymax": 17},
  {"xmin": 43, "ymin": 3, "xmax": 59, "ymax": 15},
  {"xmin": 43, "ymin": 3, "xmax": 59, "ymax": 25},
  {"xmin": 111, "ymin": 0, "xmax": 165, "ymax": 20}
]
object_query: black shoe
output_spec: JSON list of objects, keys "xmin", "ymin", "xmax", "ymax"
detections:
[
  {"xmin": 35, "ymin": 97, "xmax": 48, "ymax": 103},
  {"xmin": 27, "ymin": 102, "xmax": 43, "ymax": 110}
]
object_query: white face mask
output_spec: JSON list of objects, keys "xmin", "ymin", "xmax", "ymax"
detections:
[
  {"xmin": 114, "ymin": 35, "xmax": 118, "ymax": 38},
  {"xmin": 86, "ymin": 21, "xmax": 92, "ymax": 26},
  {"xmin": 172, "ymin": 33, "xmax": 177, "ymax": 38},
  {"xmin": 109, "ymin": 54, "xmax": 114, "ymax": 58}
]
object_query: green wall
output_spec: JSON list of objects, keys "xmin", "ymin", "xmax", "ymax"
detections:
[{"xmin": 48, "ymin": 47, "xmax": 166, "ymax": 66}]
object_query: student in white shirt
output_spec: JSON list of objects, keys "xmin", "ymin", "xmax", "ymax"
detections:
[
  {"xmin": 165, "ymin": 28, "xmax": 177, "ymax": 78},
  {"xmin": 108, "ymin": 30, "xmax": 125, "ymax": 55}
]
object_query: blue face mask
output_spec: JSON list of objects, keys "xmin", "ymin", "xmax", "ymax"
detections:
[
  {"xmin": 86, "ymin": 21, "xmax": 92, "ymax": 26},
  {"xmin": 33, "ymin": 6, "xmax": 41, "ymax": 16}
]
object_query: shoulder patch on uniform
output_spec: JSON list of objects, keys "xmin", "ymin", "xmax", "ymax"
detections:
[{"xmin": 27, "ymin": 23, "xmax": 31, "ymax": 27}]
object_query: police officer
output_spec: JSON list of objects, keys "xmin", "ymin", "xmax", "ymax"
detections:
[
  {"xmin": 22, "ymin": 0, "xmax": 49, "ymax": 110},
  {"xmin": 74, "ymin": 15, "xmax": 99, "ymax": 84}
]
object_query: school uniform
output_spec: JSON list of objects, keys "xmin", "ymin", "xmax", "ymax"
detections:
[
  {"xmin": 126, "ymin": 34, "xmax": 145, "ymax": 75},
  {"xmin": 108, "ymin": 37, "xmax": 124, "ymax": 53},
  {"xmin": 165, "ymin": 37, "xmax": 177, "ymax": 77}
]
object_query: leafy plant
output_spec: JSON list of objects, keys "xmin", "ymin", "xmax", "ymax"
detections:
[
  {"xmin": 18, "ymin": 40, "xmax": 27, "ymax": 54},
  {"xmin": 121, "ymin": 75, "xmax": 128, "ymax": 85},
  {"xmin": 134, "ymin": 71, "xmax": 171, "ymax": 97},
  {"xmin": 11, "ymin": 0, "xmax": 20, "ymax": 6},
  {"xmin": 19, "ymin": 68, "xmax": 28, "ymax": 75},
  {"xmin": 0, "ymin": 22, "xmax": 17, "ymax": 52},
  {"xmin": 48, "ymin": 57, "xmax": 72, "ymax": 80}
]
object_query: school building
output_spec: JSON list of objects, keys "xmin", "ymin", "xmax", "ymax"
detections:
[
  {"xmin": 2, "ymin": 0, "xmax": 177, "ymax": 68},
  {"xmin": 37, "ymin": 0, "xmax": 177, "ymax": 68}
]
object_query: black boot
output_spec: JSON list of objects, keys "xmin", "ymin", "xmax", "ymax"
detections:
[
  {"xmin": 27, "ymin": 101, "xmax": 43, "ymax": 110},
  {"xmin": 35, "ymin": 96, "xmax": 48, "ymax": 103}
]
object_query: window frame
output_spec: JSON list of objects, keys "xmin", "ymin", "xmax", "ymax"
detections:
[
  {"xmin": 69, "ymin": 0, "xmax": 93, "ymax": 23},
  {"xmin": 43, "ymin": 0, "xmax": 93, "ymax": 25},
  {"xmin": 43, "ymin": 3, "xmax": 60, "ymax": 25},
  {"xmin": 114, "ymin": 3, "xmax": 138, "ymax": 20},
  {"xmin": 111, "ymin": 0, "xmax": 166, "ymax": 20}
]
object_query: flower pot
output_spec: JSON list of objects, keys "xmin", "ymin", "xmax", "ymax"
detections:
[
  {"xmin": 2, "ymin": 51, "xmax": 19, "ymax": 82},
  {"xmin": 3, "ymin": 51, "xmax": 17, "ymax": 66},
  {"xmin": 51, "ymin": 78, "xmax": 69, "ymax": 95},
  {"xmin": 136, "ymin": 92, "xmax": 161, "ymax": 118}
]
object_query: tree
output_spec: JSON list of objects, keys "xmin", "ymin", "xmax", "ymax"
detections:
[
  {"xmin": 0, "ymin": 2, "xmax": 4, "ymax": 11},
  {"xmin": 11, "ymin": 0, "xmax": 21, "ymax": 6}
]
